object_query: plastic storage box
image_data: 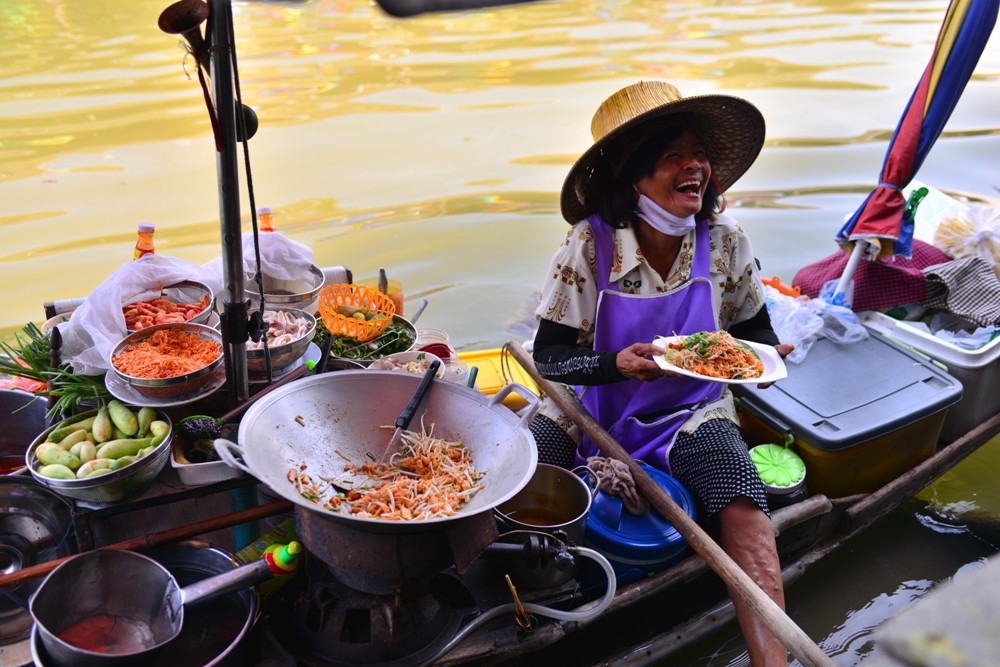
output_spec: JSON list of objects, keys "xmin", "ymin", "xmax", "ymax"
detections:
[
  {"xmin": 859, "ymin": 310, "xmax": 1000, "ymax": 444},
  {"xmin": 733, "ymin": 333, "xmax": 962, "ymax": 497},
  {"xmin": 456, "ymin": 348, "xmax": 540, "ymax": 411}
]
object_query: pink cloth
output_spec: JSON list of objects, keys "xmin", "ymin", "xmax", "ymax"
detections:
[{"xmin": 793, "ymin": 240, "xmax": 952, "ymax": 312}]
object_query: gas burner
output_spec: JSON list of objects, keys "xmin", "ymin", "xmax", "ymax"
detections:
[{"xmin": 272, "ymin": 553, "xmax": 479, "ymax": 667}]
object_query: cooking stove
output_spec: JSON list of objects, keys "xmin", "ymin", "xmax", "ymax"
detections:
[
  {"xmin": 272, "ymin": 509, "xmax": 585, "ymax": 667},
  {"xmin": 273, "ymin": 552, "xmax": 479, "ymax": 667}
]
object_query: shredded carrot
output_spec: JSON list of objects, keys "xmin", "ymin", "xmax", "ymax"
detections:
[{"xmin": 112, "ymin": 329, "xmax": 220, "ymax": 379}]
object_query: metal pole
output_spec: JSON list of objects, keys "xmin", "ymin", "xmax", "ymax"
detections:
[{"xmin": 209, "ymin": 0, "xmax": 249, "ymax": 404}]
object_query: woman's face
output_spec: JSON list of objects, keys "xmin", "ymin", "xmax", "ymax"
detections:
[{"xmin": 634, "ymin": 129, "xmax": 711, "ymax": 218}]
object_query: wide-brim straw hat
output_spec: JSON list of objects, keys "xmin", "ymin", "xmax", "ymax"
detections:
[{"xmin": 560, "ymin": 81, "xmax": 765, "ymax": 223}]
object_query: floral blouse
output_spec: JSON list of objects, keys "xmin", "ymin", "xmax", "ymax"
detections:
[{"xmin": 533, "ymin": 211, "xmax": 769, "ymax": 438}]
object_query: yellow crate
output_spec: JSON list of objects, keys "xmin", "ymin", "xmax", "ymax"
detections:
[{"xmin": 457, "ymin": 348, "xmax": 540, "ymax": 411}]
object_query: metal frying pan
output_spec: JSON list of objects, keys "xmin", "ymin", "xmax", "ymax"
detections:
[{"xmin": 29, "ymin": 549, "xmax": 270, "ymax": 667}]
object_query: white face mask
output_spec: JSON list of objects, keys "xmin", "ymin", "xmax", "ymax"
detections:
[{"xmin": 635, "ymin": 194, "xmax": 697, "ymax": 236}]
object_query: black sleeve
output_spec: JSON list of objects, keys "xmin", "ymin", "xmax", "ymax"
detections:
[
  {"xmin": 531, "ymin": 319, "xmax": 627, "ymax": 385},
  {"xmin": 727, "ymin": 304, "xmax": 780, "ymax": 346}
]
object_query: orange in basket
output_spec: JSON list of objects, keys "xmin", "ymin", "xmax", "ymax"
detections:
[{"xmin": 319, "ymin": 284, "xmax": 396, "ymax": 342}]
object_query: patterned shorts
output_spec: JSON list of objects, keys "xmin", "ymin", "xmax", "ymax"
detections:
[
  {"xmin": 669, "ymin": 417, "xmax": 770, "ymax": 518},
  {"xmin": 529, "ymin": 414, "xmax": 769, "ymax": 518}
]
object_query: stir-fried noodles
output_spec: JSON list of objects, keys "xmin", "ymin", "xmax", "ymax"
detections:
[
  {"xmin": 287, "ymin": 422, "xmax": 485, "ymax": 520},
  {"xmin": 661, "ymin": 330, "xmax": 764, "ymax": 380}
]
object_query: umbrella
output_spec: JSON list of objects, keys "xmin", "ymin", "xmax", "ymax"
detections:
[{"xmin": 830, "ymin": 0, "xmax": 999, "ymax": 306}]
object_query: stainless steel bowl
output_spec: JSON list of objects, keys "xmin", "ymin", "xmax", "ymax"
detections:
[
  {"xmin": 110, "ymin": 322, "xmax": 224, "ymax": 400},
  {"xmin": 0, "ymin": 477, "xmax": 77, "ymax": 644},
  {"xmin": 247, "ymin": 307, "xmax": 317, "ymax": 376},
  {"xmin": 125, "ymin": 280, "xmax": 215, "ymax": 332},
  {"xmin": 25, "ymin": 408, "xmax": 173, "ymax": 504},
  {"xmin": 245, "ymin": 264, "xmax": 325, "ymax": 313},
  {"xmin": 0, "ymin": 389, "xmax": 50, "ymax": 475}
]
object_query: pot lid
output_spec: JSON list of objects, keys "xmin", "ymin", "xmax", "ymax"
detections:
[{"xmin": 584, "ymin": 464, "xmax": 697, "ymax": 556}]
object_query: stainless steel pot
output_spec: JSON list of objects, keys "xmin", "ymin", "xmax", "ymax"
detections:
[
  {"xmin": 216, "ymin": 371, "xmax": 539, "ymax": 534},
  {"xmin": 29, "ymin": 549, "xmax": 270, "ymax": 667}
]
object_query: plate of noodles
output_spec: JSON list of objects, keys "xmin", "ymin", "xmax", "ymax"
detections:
[{"xmin": 651, "ymin": 331, "xmax": 787, "ymax": 384}]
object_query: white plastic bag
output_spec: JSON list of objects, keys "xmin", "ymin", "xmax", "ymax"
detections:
[
  {"xmin": 59, "ymin": 255, "xmax": 223, "ymax": 376},
  {"xmin": 204, "ymin": 231, "xmax": 315, "ymax": 283},
  {"xmin": 764, "ymin": 286, "xmax": 823, "ymax": 364},
  {"xmin": 933, "ymin": 204, "xmax": 1000, "ymax": 280}
]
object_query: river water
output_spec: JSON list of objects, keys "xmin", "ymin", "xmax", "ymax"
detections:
[{"xmin": 2, "ymin": 0, "xmax": 999, "ymax": 664}]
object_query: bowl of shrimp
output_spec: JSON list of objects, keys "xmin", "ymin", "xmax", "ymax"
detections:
[
  {"xmin": 123, "ymin": 280, "xmax": 214, "ymax": 332},
  {"xmin": 246, "ymin": 307, "xmax": 317, "ymax": 377}
]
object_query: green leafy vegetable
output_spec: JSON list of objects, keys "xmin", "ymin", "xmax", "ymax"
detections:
[{"xmin": 0, "ymin": 322, "xmax": 111, "ymax": 420}]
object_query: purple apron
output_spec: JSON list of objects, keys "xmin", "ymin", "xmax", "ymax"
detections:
[{"xmin": 577, "ymin": 214, "xmax": 723, "ymax": 472}]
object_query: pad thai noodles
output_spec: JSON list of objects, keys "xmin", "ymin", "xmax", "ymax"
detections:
[
  {"xmin": 287, "ymin": 422, "xmax": 486, "ymax": 520},
  {"xmin": 660, "ymin": 330, "xmax": 764, "ymax": 380}
]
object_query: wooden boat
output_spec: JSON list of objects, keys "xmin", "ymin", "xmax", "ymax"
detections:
[{"xmin": 429, "ymin": 405, "xmax": 1000, "ymax": 666}]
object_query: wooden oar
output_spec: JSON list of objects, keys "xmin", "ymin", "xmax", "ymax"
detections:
[
  {"xmin": 0, "ymin": 499, "xmax": 294, "ymax": 589},
  {"xmin": 506, "ymin": 341, "xmax": 834, "ymax": 667}
]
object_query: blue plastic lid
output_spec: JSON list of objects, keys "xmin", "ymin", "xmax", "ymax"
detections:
[{"xmin": 584, "ymin": 463, "xmax": 697, "ymax": 564}]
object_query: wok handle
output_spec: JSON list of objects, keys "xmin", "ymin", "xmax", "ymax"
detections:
[
  {"xmin": 180, "ymin": 558, "xmax": 272, "ymax": 607},
  {"xmin": 214, "ymin": 438, "xmax": 253, "ymax": 475},
  {"xmin": 489, "ymin": 383, "xmax": 540, "ymax": 428}
]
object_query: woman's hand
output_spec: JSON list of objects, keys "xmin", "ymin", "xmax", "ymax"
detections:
[
  {"xmin": 616, "ymin": 343, "xmax": 681, "ymax": 381},
  {"xmin": 757, "ymin": 343, "xmax": 795, "ymax": 389}
]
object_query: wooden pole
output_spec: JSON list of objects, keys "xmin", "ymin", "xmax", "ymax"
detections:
[
  {"xmin": 506, "ymin": 341, "xmax": 834, "ymax": 667},
  {"xmin": 0, "ymin": 499, "xmax": 294, "ymax": 589}
]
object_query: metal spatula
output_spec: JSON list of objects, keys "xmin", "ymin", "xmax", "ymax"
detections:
[{"xmin": 379, "ymin": 359, "xmax": 441, "ymax": 463}]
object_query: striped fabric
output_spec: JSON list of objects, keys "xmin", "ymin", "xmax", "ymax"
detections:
[{"xmin": 922, "ymin": 257, "xmax": 1000, "ymax": 327}]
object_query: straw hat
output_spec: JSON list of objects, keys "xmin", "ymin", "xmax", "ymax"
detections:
[{"xmin": 560, "ymin": 81, "xmax": 765, "ymax": 223}]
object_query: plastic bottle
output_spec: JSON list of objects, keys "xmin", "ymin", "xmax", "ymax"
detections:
[
  {"xmin": 258, "ymin": 206, "xmax": 275, "ymax": 232},
  {"xmin": 259, "ymin": 540, "xmax": 302, "ymax": 601},
  {"xmin": 133, "ymin": 222, "xmax": 155, "ymax": 260}
]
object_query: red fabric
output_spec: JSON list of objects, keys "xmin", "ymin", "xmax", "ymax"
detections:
[{"xmin": 792, "ymin": 239, "xmax": 952, "ymax": 312}]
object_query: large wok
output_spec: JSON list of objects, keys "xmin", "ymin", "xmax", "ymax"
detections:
[{"xmin": 216, "ymin": 371, "xmax": 539, "ymax": 535}]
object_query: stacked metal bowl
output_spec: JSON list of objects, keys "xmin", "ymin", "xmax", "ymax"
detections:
[
  {"xmin": 124, "ymin": 280, "xmax": 215, "ymax": 333},
  {"xmin": 245, "ymin": 264, "xmax": 325, "ymax": 314}
]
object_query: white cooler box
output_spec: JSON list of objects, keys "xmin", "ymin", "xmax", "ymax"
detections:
[{"xmin": 859, "ymin": 311, "xmax": 1000, "ymax": 444}]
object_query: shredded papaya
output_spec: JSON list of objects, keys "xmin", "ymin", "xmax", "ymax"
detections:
[{"xmin": 663, "ymin": 330, "xmax": 764, "ymax": 380}]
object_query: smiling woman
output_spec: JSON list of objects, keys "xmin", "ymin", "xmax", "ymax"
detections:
[{"xmin": 2, "ymin": 1, "xmax": 1000, "ymax": 663}]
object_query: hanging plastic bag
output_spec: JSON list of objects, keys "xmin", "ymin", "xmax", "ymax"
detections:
[
  {"xmin": 59, "ymin": 255, "xmax": 223, "ymax": 376},
  {"xmin": 933, "ymin": 204, "xmax": 1000, "ymax": 280},
  {"xmin": 764, "ymin": 286, "xmax": 823, "ymax": 364},
  {"xmin": 815, "ymin": 280, "xmax": 869, "ymax": 345},
  {"xmin": 204, "ymin": 231, "xmax": 315, "ymax": 283}
]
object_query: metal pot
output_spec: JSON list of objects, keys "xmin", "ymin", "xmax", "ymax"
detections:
[
  {"xmin": 216, "ymin": 371, "xmax": 539, "ymax": 533},
  {"xmin": 0, "ymin": 389, "xmax": 49, "ymax": 475},
  {"xmin": 29, "ymin": 549, "xmax": 270, "ymax": 667},
  {"xmin": 0, "ymin": 477, "xmax": 77, "ymax": 645},
  {"xmin": 495, "ymin": 464, "xmax": 594, "ymax": 588}
]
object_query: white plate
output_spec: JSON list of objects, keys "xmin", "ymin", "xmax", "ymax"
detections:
[
  {"xmin": 651, "ymin": 335, "xmax": 787, "ymax": 385},
  {"xmin": 249, "ymin": 342, "xmax": 321, "ymax": 383},
  {"xmin": 104, "ymin": 367, "xmax": 227, "ymax": 408}
]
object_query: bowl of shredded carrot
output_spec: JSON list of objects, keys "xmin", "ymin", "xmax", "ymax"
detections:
[{"xmin": 109, "ymin": 322, "xmax": 225, "ymax": 400}]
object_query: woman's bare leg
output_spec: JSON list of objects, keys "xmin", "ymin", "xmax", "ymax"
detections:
[{"xmin": 718, "ymin": 497, "xmax": 788, "ymax": 666}]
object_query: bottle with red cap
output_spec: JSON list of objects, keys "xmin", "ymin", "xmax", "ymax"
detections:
[
  {"xmin": 258, "ymin": 206, "xmax": 276, "ymax": 233},
  {"xmin": 133, "ymin": 222, "xmax": 155, "ymax": 260}
]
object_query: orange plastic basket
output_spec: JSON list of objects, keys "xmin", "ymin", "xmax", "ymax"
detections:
[{"xmin": 319, "ymin": 284, "xmax": 396, "ymax": 342}]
